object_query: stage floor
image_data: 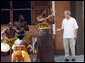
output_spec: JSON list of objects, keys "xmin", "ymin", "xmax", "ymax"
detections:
[{"xmin": 1, "ymin": 54, "xmax": 84, "ymax": 62}]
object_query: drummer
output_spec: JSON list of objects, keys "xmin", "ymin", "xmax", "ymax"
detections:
[
  {"xmin": 1, "ymin": 22, "xmax": 17, "ymax": 42},
  {"xmin": 14, "ymin": 15, "xmax": 29, "ymax": 31},
  {"xmin": 36, "ymin": 9, "xmax": 54, "ymax": 61},
  {"xmin": 14, "ymin": 15, "xmax": 30, "ymax": 43},
  {"xmin": 36, "ymin": 9, "xmax": 54, "ymax": 29}
]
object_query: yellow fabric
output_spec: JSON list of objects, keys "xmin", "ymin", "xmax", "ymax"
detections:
[
  {"xmin": 23, "ymin": 31, "xmax": 31, "ymax": 43},
  {"xmin": 4, "ymin": 37, "xmax": 17, "ymax": 54},
  {"xmin": 14, "ymin": 45, "xmax": 26, "ymax": 51},
  {"xmin": 37, "ymin": 22, "xmax": 48, "ymax": 30},
  {"xmin": 12, "ymin": 50, "xmax": 31, "ymax": 62},
  {"xmin": 12, "ymin": 45, "xmax": 31, "ymax": 62},
  {"xmin": 15, "ymin": 51, "xmax": 24, "ymax": 62},
  {"xmin": 19, "ymin": 28, "xmax": 30, "ymax": 43},
  {"xmin": 22, "ymin": 50, "xmax": 31, "ymax": 62}
]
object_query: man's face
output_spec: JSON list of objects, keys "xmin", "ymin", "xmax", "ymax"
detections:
[
  {"xmin": 19, "ymin": 15, "xmax": 24, "ymax": 22},
  {"xmin": 42, "ymin": 10, "xmax": 47, "ymax": 15},
  {"xmin": 9, "ymin": 24, "xmax": 13, "ymax": 29},
  {"xmin": 64, "ymin": 11, "xmax": 69, "ymax": 18}
]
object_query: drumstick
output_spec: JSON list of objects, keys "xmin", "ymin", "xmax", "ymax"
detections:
[
  {"xmin": 52, "ymin": 1, "xmax": 56, "ymax": 35},
  {"xmin": 52, "ymin": 1, "xmax": 57, "ymax": 52},
  {"xmin": 14, "ymin": 21, "xmax": 21, "ymax": 29}
]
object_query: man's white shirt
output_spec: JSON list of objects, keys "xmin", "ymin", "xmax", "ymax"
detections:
[{"xmin": 62, "ymin": 17, "xmax": 79, "ymax": 38}]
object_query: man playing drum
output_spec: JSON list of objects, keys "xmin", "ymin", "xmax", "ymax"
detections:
[
  {"xmin": 36, "ymin": 9, "xmax": 55, "ymax": 62},
  {"xmin": 1, "ymin": 22, "xmax": 17, "ymax": 55},
  {"xmin": 14, "ymin": 15, "xmax": 29, "ymax": 31},
  {"xmin": 14, "ymin": 15, "xmax": 30, "ymax": 43},
  {"xmin": 1, "ymin": 22, "xmax": 17, "ymax": 41},
  {"xmin": 36, "ymin": 9, "xmax": 54, "ymax": 29}
]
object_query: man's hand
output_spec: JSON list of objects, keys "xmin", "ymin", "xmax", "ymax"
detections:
[
  {"xmin": 57, "ymin": 28, "xmax": 62, "ymax": 32},
  {"xmin": 74, "ymin": 29, "xmax": 78, "ymax": 39},
  {"xmin": 74, "ymin": 35, "xmax": 77, "ymax": 39},
  {"xmin": 47, "ymin": 14, "xmax": 53, "ymax": 19}
]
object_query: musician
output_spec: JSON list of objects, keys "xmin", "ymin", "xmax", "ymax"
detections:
[
  {"xmin": 36, "ymin": 9, "xmax": 54, "ymax": 29},
  {"xmin": 14, "ymin": 15, "xmax": 30, "ymax": 43},
  {"xmin": 12, "ymin": 30, "xmax": 33, "ymax": 62},
  {"xmin": 36, "ymin": 9, "xmax": 55, "ymax": 62},
  {"xmin": 1, "ymin": 22, "xmax": 17, "ymax": 41},
  {"xmin": 14, "ymin": 15, "xmax": 29, "ymax": 31}
]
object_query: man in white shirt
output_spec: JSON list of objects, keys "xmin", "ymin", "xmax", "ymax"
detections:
[{"xmin": 57, "ymin": 10, "xmax": 78, "ymax": 62}]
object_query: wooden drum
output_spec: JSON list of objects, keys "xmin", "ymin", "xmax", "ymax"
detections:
[{"xmin": 37, "ymin": 27, "xmax": 54, "ymax": 62}]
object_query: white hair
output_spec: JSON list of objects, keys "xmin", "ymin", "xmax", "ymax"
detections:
[{"xmin": 65, "ymin": 10, "xmax": 71, "ymax": 15}]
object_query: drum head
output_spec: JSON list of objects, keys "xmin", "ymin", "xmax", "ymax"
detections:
[{"xmin": 1, "ymin": 43, "xmax": 10, "ymax": 52}]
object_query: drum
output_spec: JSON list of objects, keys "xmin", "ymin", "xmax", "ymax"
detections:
[
  {"xmin": 1, "ymin": 43, "xmax": 10, "ymax": 56},
  {"xmin": 37, "ymin": 27, "xmax": 54, "ymax": 62}
]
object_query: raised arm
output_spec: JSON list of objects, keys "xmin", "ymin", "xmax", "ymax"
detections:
[
  {"xmin": 36, "ymin": 14, "xmax": 53, "ymax": 23},
  {"xmin": 47, "ymin": 15, "xmax": 55, "ymax": 24},
  {"xmin": 1, "ymin": 29, "xmax": 6, "ymax": 40},
  {"xmin": 57, "ymin": 28, "xmax": 63, "ymax": 32},
  {"xmin": 36, "ymin": 17, "xmax": 47, "ymax": 23}
]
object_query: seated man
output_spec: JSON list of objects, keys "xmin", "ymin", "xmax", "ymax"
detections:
[
  {"xmin": 14, "ymin": 15, "xmax": 29, "ymax": 31},
  {"xmin": 1, "ymin": 22, "xmax": 17, "ymax": 41},
  {"xmin": 12, "ymin": 30, "xmax": 33, "ymax": 62},
  {"xmin": 1, "ymin": 22, "xmax": 17, "ymax": 55},
  {"xmin": 14, "ymin": 15, "xmax": 30, "ymax": 43}
]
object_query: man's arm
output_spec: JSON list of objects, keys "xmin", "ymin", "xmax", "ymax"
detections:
[
  {"xmin": 1, "ymin": 29, "xmax": 6, "ymax": 40},
  {"xmin": 73, "ymin": 18, "xmax": 79, "ymax": 39},
  {"xmin": 57, "ymin": 28, "xmax": 63, "ymax": 32},
  {"xmin": 36, "ymin": 17, "xmax": 47, "ymax": 23},
  {"xmin": 74, "ymin": 29, "xmax": 78, "ymax": 36},
  {"xmin": 56, "ymin": 23, "xmax": 63, "ymax": 32},
  {"xmin": 24, "ymin": 22, "xmax": 29, "ymax": 31},
  {"xmin": 47, "ymin": 16, "xmax": 55, "ymax": 24},
  {"xmin": 36, "ymin": 14, "xmax": 53, "ymax": 23},
  {"xmin": 57, "ymin": 19, "xmax": 64, "ymax": 32},
  {"xmin": 24, "ymin": 41, "xmax": 33, "ymax": 54},
  {"xmin": 74, "ymin": 29, "xmax": 78, "ymax": 39},
  {"xmin": 1, "ymin": 29, "xmax": 6, "ymax": 35}
]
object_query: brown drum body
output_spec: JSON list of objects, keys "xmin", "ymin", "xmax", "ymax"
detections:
[{"xmin": 37, "ymin": 27, "xmax": 54, "ymax": 62}]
